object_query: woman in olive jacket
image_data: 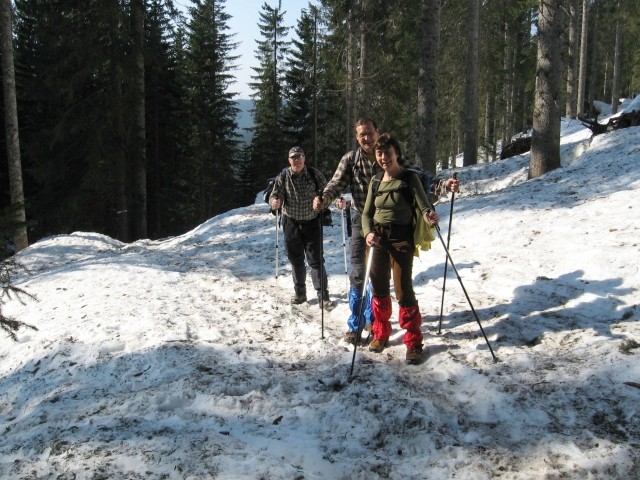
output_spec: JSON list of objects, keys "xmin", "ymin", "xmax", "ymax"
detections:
[{"xmin": 361, "ymin": 134, "xmax": 439, "ymax": 365}]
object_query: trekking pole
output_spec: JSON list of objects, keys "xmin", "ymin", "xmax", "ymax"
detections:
[
  {"xmin": 340, "ymin": 200, "xmax": 348, "ymax": 290},
  {"xmin": 319, "ymin": 214, "xmax": 325, "ymax": 339},
  {"xmin": 349, "ymin": 248, "xmax": 374, "ymax": 379},
  {"xmin": 428, "ymin": 211, "xmax": 498, "ymax": 361},
  {"xmin": 275, "ymin": 210, "xmax": 280, "ymax": 310},
  {"xmin": 438, "ymin": 172, "xmax": 458, "ymax": 334}
]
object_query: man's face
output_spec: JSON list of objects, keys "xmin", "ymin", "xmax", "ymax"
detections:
[
  {"xmin": 288, "ymin": 152, "xmax": 305, "ymax": 174},
  {"xmin": 355, "ymin": 123, "xmax": 379, "ymax": 155}
]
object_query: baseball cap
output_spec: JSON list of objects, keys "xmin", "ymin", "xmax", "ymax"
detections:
[{"xmin": 288, "ymin": 146, "xmax": 304, "ymax": 157}]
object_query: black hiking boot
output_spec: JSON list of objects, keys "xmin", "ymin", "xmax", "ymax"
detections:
[{"xmin": 291, "ymin": 292, "xmax": 307, "ymax": 305}]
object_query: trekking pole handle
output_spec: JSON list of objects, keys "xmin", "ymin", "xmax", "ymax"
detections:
[{"xmin": 448, "ymin": 172, "xmax": 459, "ymax": 195}]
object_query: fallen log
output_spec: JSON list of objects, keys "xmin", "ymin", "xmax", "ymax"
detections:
[
  {"xmin": 581, "ymin": 110, "xmax": 640, "ymax": 135},
  {"xmin": 500, "ymin": 136, "xmax": 531, "ymax": 160}
]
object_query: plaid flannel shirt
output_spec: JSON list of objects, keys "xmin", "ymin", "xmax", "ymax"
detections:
[
  {"xmin": 322, "ymin": 148, "xmax": 381, "ymax": 214},
  {"xmin": 270, "ymin": 167, "xmax": 326, "ymax": 222}
]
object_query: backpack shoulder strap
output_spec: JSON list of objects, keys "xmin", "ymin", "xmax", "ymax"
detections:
[
  {"xmin": 399, "ymin": 169, "xmax": 417, "ymax": 206},
  {"xmin": 277, "ymin": 168, "xmax": 289, "ymax": 204},
  {"xmin": 307, "ymin": 167, "xmax": 318, "ymax": 190},
  {"xmin": 371, "ymin": 171, "xmax": 384, "ymax": 197},
  {"xmin": 306, "ymin": 166, "xmax": 321, "ymax": 194}
]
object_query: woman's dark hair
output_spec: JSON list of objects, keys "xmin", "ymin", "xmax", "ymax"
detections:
[{"xmin": 374, "ymin": 133, "xmax": 402, "ymax": 158}]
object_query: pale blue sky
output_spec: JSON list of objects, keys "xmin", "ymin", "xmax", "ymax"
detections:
[{"xmin": 175, "ymin": 0, "xmax": 319, "ymax": 99}]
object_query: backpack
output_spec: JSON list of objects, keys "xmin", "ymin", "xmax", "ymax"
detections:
[
  {"xmin": 262, "ymin": 169, "xmax": 287, "ymax": 216},
  {"xmin": 371, "ymin": 166, "xmax": 435, "ymax": 257},
  {"xmin": 262, "ymin": 177, "xmax": 277, "ymax": 205},
  {"xmin": 265, "ymin": 167, "xmax": 332, "ymax": 226}
]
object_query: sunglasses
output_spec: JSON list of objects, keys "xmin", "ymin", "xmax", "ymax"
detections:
[{"xmin": 289, "ymin": 155, "xmax": 304, "ymax": 160}]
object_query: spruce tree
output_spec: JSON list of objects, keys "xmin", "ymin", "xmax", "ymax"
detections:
[
  {"xmin": 248, "ymin": 0, "xmax": 289, "ymax": 192},
  {"xmin": 416, "ymin": 0, "xmax": 440, "ymax": 172},
  {"xmin": 145, "ymin": 0, "xmax": 188, "ymax": 238},
  {"xmin": 0, "ymin": 252, "xmax": 36, "ymax": 341},
  {"xmin": 14, "ymin": 1, "xmax": 131, "ymax": 240},
  {"xmin": 282, "ymin": 7, "xmax": 316, "ymax": 155},
  {"xmin": 183, "ymin": 0, "xmax": 240, "ymax": 225}
]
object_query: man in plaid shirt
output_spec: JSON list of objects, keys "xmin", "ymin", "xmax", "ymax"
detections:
[
  {"xmin": 270, "ymin": 146, "xmax": 331, "ymax": 308},
  {"xmin": 313, "ymin": 118, "xmax": 382, "ymax": 343},
  {"xmin": 314, "ymin": 119, "xmax": 460, "ymax": 343}
]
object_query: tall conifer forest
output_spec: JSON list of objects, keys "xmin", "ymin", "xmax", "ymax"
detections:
[{"xmin": 0, "ymin": 0, "xmax": 638, "ymax": 244}]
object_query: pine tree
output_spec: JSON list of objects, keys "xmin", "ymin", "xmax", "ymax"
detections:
[
  {"xmin": 438, "ymin": 0, "xmax": 467, "ymax": 167},
  {"xmin": 282, "ymin": 7, "xmax": 316, "ymax": 155},
  {"xmin": 183, "ymin": 0, "xmax": 240, "ymax": 225},
  {"xmin": 477, "ymin": 0, "xmax": 536, "ymax": 162},
  {"xmin": 13, "ymin": 1, "xmax": 156, "ymax": 241},
  {"xmin": 14, "ymin": 1, "xmax": 130, "ymax": 240},
  {"xmin": 145, "ymin": 0, "xmax": 188, "ymax": 238},
  {"xmin": 5, "ymin": 0, "xmax": 640, "ymax": 242},
  {"xmin": 416, "ymin": 0, "xmax": 440, "ymax": 172},
  {"xmin": 462, "ymin": 0, "xmax": 480, "ymax": 167},
  {"xmin": 248, "ymin": 1, "xmax": 289, "ymax": 191},
  {"xmin": 130, "ymin": 0, "xmax": 148, "ymax": 240},
  {"xmin": 0, "ymin": 252, "xmax": 37, "ymax": 341}
]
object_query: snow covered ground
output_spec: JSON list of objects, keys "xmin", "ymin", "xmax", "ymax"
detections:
[{"xmin": 1, "ymin": 116, "xmax": 639, "ymax": 479}]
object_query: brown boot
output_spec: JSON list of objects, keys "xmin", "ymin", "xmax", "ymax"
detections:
[
  {"xmin": 343, "ymin": 332, "xmax": 357, "ymax": 344},
  {"xmin": 405, "ymin": 345, "xmax": 423, "ymax": 365},
  {"xmin": 368, "ymin": 338, "xmax": 388, "ymax": 353}
]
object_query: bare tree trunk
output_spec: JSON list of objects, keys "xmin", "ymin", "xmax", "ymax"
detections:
[
  {"xmin": 565, "ymin": 0, "xmax": 579, "ymax": 117},
  {"xmin": 108, "ymin": 7, "xmax": 129, "ymax": 242},
  {"xmin": 358, "ymin": 24, "xmax": 369, "ymax": 116},
  {"xmin": 531, "ymin": 0, "xmax": 565, "ymax": 179},
  {"xmin": 610, "ymin": 0, "xmax": 622, "ymax": 115},
  {"xmin": 498, "ymin": 22, "xmax": 512, "ymax": 145},
  {"xmin": 521, "ymin": 93, "xmax": 529, "ymax": 132},
  {"xmin": 576, "ymin": 0, "xmax": 588, "ymax": 117},
  {"xmin": 0, "ymin": 0, "xmax": 28, "ymax": 251},
  {"xmin": 463, "ymin": 0, "xmax": 479, "ymax": 167},
  {"xmin": 602, "ymin": 59, "xmax": 608, "ymax": 99},
  {"xmin": 484, "ymin": 92, "xmax": 492, "ymax": 163},
  {"xmin": 501, "ymin": 23, "xmax": 514, "ymax": 146},
  {"xmin": 447, "ymin": 126, "xmax": 456, "ymax": 170},
  {"xmin": 416, "ymin": 0, "xmax": 440, "ymax": 173},
  {"xmin": 484, "ymin": 75, "xmax": 498, "ymax": 163},
  {"xmin": 312, "ymin": 6, "xmax": 318, "ymax": 168},
  {"xmin": 587, "ymin": 1, "xmax": 598, "ymax": 109},
  {"xmin": 131, "ymin": 0, "xmax": 147, "ymax": 239},
  {"xmin": 345, "ymin": 11, "xmax": 355, "ymax": 152}
]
